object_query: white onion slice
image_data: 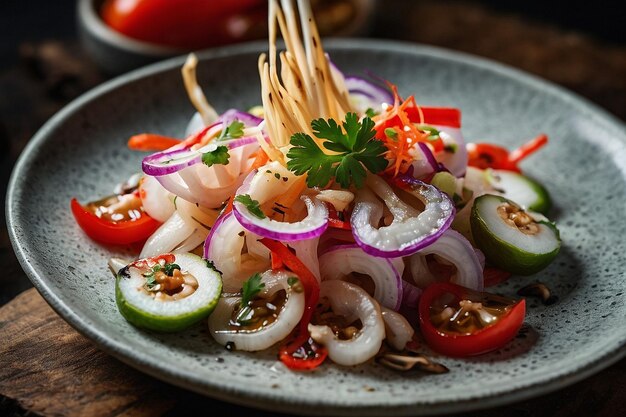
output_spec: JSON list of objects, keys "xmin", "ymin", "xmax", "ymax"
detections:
[
  {"xmin": 308, "ymin": 280, "xmax": 385, "ymax": 366},
  {"xmin": 408, "ymin": 229, "xmax": 484, "ymax": 291},
  {"xmin": 173, "ymin": 227, "xmax": 208, "ymax": 253},
  {"xmin": 288, "ymin": 237, "xmax": 322, "ymax": 282},
  {"xmin": 154, "ymin": 140, "xmax": 258, "ymax": 209},
  {"xmin": 139, "ymin": 175, "xmax": 175, "ymax": 222},
  {"xmin": 351, "ymin": 175, "xmax": 454, "ymax": 258},
  {"xmin": 434, "ymin": 125, "xmax": 468, "ymax": 178},
  {"xmin": 208, "ymin": 270, "xmax": 305, "ymax": 351},
  {"xmin": 203, "ymin": 212, "xmax": 270, "ymax": 292},
  {"xmin": 140, "ymin": 212, "xmax": 196, "ymax": 258},
  {"xmin": 380, "ymin": 306, "xmax": 415, "ymax": 351},
  {"xmin": 319, "ymin": 244, "xmax": 403, "ymax": 310}
]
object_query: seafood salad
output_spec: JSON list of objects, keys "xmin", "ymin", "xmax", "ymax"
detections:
[{"xmin": 72, "ymin": 0, "xmax": 561, "ymax": 371}]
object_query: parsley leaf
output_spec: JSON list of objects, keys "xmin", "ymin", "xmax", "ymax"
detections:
[
  {"xmin": 202, "ymin": 145, "xmax": 230, "ymax": 167},
  {"xmin": 241, "ymin": 273, "xmax": 265, "ymax": 307},
  {"xmin": 219, "ymin": 120, "xmax": 245, "ymax": 140},
  {"xmin": 234, "ymin": 194, "xmax": 266, "ymax": 219},
  {"xmin": 286, "ymin": 113, "xmax": 388, "ymax": 188}
]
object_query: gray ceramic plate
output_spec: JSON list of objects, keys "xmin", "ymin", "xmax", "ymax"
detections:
[{"xmin": 7, "ymin": 40, "xmax": 626, "ymax": 416}]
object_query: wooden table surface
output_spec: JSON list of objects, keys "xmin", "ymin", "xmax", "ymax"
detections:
[{"xmin": 1, "ymin": 1, "xmax": 625, "ymax": 416}]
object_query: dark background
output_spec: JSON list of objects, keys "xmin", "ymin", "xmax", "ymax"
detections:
[
  {"xmin": 1, "ymin": 0, "xmax": 625, "ymax": 70},
  {"xmin": 1, "ymin": 1, "xmax": 624, "ymax": 416}
]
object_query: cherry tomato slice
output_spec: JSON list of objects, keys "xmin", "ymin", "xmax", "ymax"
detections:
[
  {"xmin": 418, "ymin": 282, "xmax": 525, "ymax": 357},
  {"xmin": 71, "ymin": 197, "xmax": 160, "ymax": 245}
]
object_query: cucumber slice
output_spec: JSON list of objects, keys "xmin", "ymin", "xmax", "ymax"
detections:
[
  {"xmin": 471, "ymin": 195, "xmax": 560, "ymax": 275},
  {"xmin": 490, "ymin": 170, "xmax": 551, "ymax": 214},
  {"xmin": 116, "ymin": 253, "xmax": 222, "ymax": 332}
]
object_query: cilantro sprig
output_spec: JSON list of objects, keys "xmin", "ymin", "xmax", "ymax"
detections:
[
  {"xmin": 286, "ymin": 113, "xmax": 388, "ymax": 188},
  {"xmin": 235, "ymin": 273, "xmax": 266, "ymax": 324},
  {"xmin": 234, "ymin": 194, "xmax": 266, "ymax": 219},
  {"xmin": 218, "ymin": 120, "xmax": 245, "ymax": 140},
  {"xmin": 142, "ymin": 262, "xmax": 180, "ymax": 290},
  {"xmin": 202, "ymin": 145, "xmax": 230, "ymax": 167}
]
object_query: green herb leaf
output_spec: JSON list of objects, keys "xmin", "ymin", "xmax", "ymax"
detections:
[
  {"xmin": 234, "ymin": 194, "xmax": 266, "ymax": 219},
  {"xmin": 417, "ymin": 124, "xmax": 441, "ymax": 141},
  {"xmin": 205, "ymin": 259, "xmax": 223, "ymax": 275},
  {"xmin": 241, "ymin": 273, "xmax": 265, "ymax": 307},
  {"xmin": 384, "ymin": 127, "xmax": 398, "ymax": 140},
  {"xmin": 286, "ymin": 113, "xmax": 388, "ymax": 189},
  {"xmin": 219, "ymin": 120, "xmax": 245, "ymax": 140},
  {"xmin": 365, "ymin": 108, "xmax": 378, "ymax": 118},
  {"xmin": 145, "ymin": 274, "xmax": 157, "ymax": 289},
  {"xmin": 202, "ymin": 145, "xmax": 230, "ymax": 167},
  {"xmin": 444, "ymin": 143, "xmax": 458, "ymax": 153},
  {"xmin": 163, "ymin": 263, "xmax": 181, "ymax": 276}
]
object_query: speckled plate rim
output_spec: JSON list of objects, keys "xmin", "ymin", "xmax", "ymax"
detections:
[{"xmin": 6, "ymin": 39, "xmax": 626, "ymax": 416}]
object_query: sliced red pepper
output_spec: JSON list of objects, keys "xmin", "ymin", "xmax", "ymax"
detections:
[
  {"xmin": 508, "ymin": 134, "xmax": 548, "ymax": 165},
  {"xmin": 278, "ymin": 333, "xmax": 328, "ymax": 370},
  {"xmin": 328, "ymin": 218, "xmax": 351, "ymax": 230},
  {"xmin": 127, "ymin": 133, "xmax": 182, "ymax": 151},
  {"xmin": 467, "ymin": 143, "xmax": 519, "ymax": 172},
  {"xmin": 270, "ymin": 251, "xmax": 284, "ymax": 270},
  {"xmin": 325, "ymin": 202, "xmax": 351, "ymax": 230},
  {"xmin": 259, "ymin": 238, "xmax": 326, "ymax": 370},
  {"xmin": 71, "ymin": 198, "xmax": 161, "ymax": 245},
  {"xmin": 467, "ymin": 134, "xmax": 549, "ymax": 172},
  {"xmin": 405, "ymin": 106, "xmax": 461, "ymax": 128},
  {"xmin": 129, "ymin": 253, "xmax": 176, "ymax": 270},
  {"xmin": 418, "ymin": 282, "xmax": 525, "ymax": 357}
]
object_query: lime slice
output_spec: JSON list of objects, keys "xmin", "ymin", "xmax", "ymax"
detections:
[
  {"xmin": 116, "ymin": 253, "xmax": 222, "ymax": 332},
  {"xmin": 471, "ymin": 194, "xmax": 560, "ymax": 275}
]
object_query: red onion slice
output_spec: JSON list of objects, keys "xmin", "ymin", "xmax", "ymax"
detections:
[
  {"xmin": 232, "ymin": 170, "xmax": 329, "ymax": 241},
  {"xmin": 344, "ymin": 76, "xmax": 393, "ymax": 114},
  {"xmin": 408, "ymin": 229, "xmax": 484, "ymax": 291},
  {"xmin": 401, "ymin": 280, "xmax": 423, "ymax": 308},
  {"xmin": 417, "ymin": 142, "xmax": 441, "ymax": 173},
  {"xmin": 185, "ymin": 108, "xmax": 263, "ymax": 137},
  {"xmin": 218, "ymin": 109, "xmax": 263, "ymax": 128},
  {"xmin": 319, "ymin": 244, "xmax": 404, "ymax": 311},
  {"xmin": 351, "ymin": 175, "xmax": 454, "ymax": 258},
  {"xmin": 142, "ymin": 135, "xmax": 259, "ymax": 177}
]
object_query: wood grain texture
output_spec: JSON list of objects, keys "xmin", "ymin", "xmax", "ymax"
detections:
[
  {"xmin": 1, "ymin": 289, "xmax": 625, "ymax": 417},
  {"xmin": 0, "ymin": 288, "xmax": 177, "ymax": 417}
]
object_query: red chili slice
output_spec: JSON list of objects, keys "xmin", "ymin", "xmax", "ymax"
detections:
[{"xmin": 418, "ymin": 282, "xmax": 525, "ymax": 357}]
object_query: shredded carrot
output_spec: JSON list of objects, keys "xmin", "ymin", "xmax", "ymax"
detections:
[
  {"xmin": 250, "ymin": 149, "xmax": 269, "ymax": 170},
  {"xmin": 372, "ymin": 83, "xmax": 440, "ymax": 176},
  {"xmin": 127, "ymin": 134, "xmax": 181, "ymax": 151}
]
